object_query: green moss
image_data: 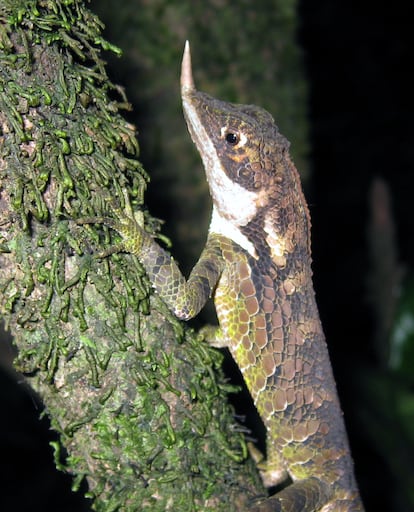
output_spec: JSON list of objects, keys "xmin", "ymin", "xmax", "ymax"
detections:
[{"xmin": 0, "ymin": 1, "xmax": 265, "ymax": 509}]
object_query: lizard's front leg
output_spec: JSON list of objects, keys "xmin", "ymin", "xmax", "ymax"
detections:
[{"xmin": 78, "ymin": 192, "xmax": 225, "ymax": 321}]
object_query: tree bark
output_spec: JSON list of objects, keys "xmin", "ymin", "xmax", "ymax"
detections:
[{"xmin": 0, "ymin": 2, "xmax": 265, "ymax": 510}]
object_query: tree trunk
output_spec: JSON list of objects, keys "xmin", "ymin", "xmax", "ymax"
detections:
[{"xmin": 1, "ymin": 1, "xmax": 306, "ymax": 510}]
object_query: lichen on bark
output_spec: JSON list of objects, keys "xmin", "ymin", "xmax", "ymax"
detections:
[{"xmin": 0, "ymin": 1, "xmax": 264, "ymax": 510}]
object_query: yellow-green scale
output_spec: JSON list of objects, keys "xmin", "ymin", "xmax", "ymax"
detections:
[{"xmin": 210, "ymin": 233, "xmax": 363, "ymax": 510}]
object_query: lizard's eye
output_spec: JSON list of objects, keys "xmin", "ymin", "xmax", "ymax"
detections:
[
  {"xmin": 221, "ymin": 127, "xmax": 247, "ymax": 147},
  {"xmin": 225, "ymin": 132, "xmax": 239, "ymax": 145}
]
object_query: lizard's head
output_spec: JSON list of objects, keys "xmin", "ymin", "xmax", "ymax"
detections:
[{"xmin": 180, "ymin": 41, "xmax": 310, "ymax": 262}]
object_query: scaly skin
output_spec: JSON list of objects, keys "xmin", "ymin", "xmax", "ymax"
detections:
[{"xmin": 93, "ymin": 42, "xmax": 364, "ymax": 511}]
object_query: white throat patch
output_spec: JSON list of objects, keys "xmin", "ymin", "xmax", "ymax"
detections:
[
  {"xmin": 209, "ymin": 207, "xmax": 258, "ymax": 258},
  {"xmin": 182, "ymin": 96, "xmax": 258, "ymax": 227}
]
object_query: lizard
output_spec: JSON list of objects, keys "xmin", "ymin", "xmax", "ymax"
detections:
[{"xmin": 86, "ymin": 41, "xmax": 364, "ymax": 511}]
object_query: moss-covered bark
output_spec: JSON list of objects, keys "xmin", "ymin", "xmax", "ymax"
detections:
[{"xmin": 0, "ymin": 1, "xmax": 265, "ymax": 510}]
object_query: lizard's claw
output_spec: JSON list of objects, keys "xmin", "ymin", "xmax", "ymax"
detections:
[{"xmin": 76, "ymin": 187, "xmax": 146, "ymax": 257}]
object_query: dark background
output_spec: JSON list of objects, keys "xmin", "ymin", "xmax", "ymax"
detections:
[
  {"xmin": 1, "ymin": 1, "xmax": 413, "ymax": 510},
  {"xmin": 299, "ymin": 2, "xmax": 414, "ymax": 511}
]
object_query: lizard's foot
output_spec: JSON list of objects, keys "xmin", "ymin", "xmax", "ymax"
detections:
[
  {"xmin": 77, "ymin": 188, "xmax": 146, "ymax": 257},
  {"xmin": 251, "ymin": 451, "xmax": 289, "ymax": 489},
  {"xmin": 257, "ymin": 463, "xmax": 289, "ymax": 490},
  {"xmin": 198, "ymin": 325, "xmax": 229, "ymax": 348}
]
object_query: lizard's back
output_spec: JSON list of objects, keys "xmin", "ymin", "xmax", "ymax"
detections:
[{"xmin": 212, "ymin": 228, "xmax": 362, "ymax": 510}]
